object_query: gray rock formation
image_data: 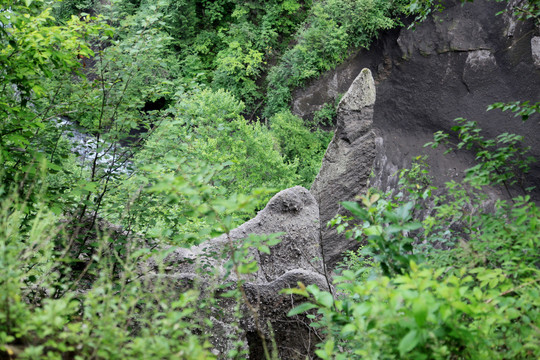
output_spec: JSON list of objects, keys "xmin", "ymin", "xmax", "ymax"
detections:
[
  {"xmin": 243, "ymin": 269, "xmax": 329, "ymax": 359},
  {"xmin": 532, "ymin": 37, "xmax": 540, "ymax": 68},
  {"xmin": 310, "ymin": 69, "xmax": 377, "ymax": 267},
  {"xmin": 152, "ymin": 186, "xmax": 323, "ymax": 282},
  {"xmin": 293, "ymin": 0, "xmax": 540, "ymax": 200},
  {"xmin": 146, "ymin": 186, "xmax": 328, "ymax": 359}
]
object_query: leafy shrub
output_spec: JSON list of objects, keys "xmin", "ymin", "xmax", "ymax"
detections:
[
  {"xmin": 0, "ymin": 1, "xmax": 109, "ymax": 203},
  {"xmin": 335, "ymin": 244, "xmax": 378, "ymax": 282},
  {"xmin": 212, "ymin": 40, "xmax": 265, "ymax": 108},
  {"xmin": 286, "ymin": 113, "xmax": 540, "ymax": 359},
  {"xmin": 52, "ymin": 0, "xmax": 96, "ymax": 21},
  {"xmin": 104, "ymin": 89, "xmax": 299, "ymax": 241},
  {"xmin": 290, "ymin": 263, "xmax": 540, "ymax": 360},
  {"xmin": 0, "ymin": 4, "xmax": 293, "ymax": 357},
  {"xmin": 0, "ymin": 186, "xmax": 217, "ymax": 359},
  {"xmin": 0, "ymin": 170, "xmax": 287, "ymax": 359},
  {"xmin": 312, "ymin": 101, "xmax": 339, "ymax": 128},
  {"xmin": 270, "ymin": 110, "xmax": 333, "ymax": 187}
]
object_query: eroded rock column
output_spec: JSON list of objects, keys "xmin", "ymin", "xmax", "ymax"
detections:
[{"xmin": 310, "ymin": 68, "xmax": 377, "ymax": 268}]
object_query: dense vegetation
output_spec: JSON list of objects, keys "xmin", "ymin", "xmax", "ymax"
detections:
[
  {"xmin": 1, "ymin": 0, "xmax": 539, "ymax": 359},
  {"xmin": 288, "ymin": 110, "xmax": 540, "ymax": 358}
]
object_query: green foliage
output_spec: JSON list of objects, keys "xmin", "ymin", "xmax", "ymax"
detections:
[
  {"xmin": 0, "ymin": 160, "xmax": 287, "ymax": 358},
  {"xmin": 105, "ymin": 89, "xmax": 298, "ymax": 241},
  {"xmin": 109, "ymin": 0, "xmax": 416, "ymax": 118},
  {"xmin": 213, "ymin": 42, "xmax": 265, "ymax": 108},
  {"xmin": 312, "ymin": 100, "xmax": 338, "ymax": 128},
  {"xmin": 497, "ymin": 0, "xmax": 540, "ymax": 25},
  {"xmin": 52, "ymin": 0, "xmax": 96, "ymax": 21},
  {"xmin": 405, "ymin": 0, "xmax": 446, "ymax": 28},
  {"xmin": 337, "ymin": 192, "xmax": 424, "ymax": 277},
  {"xmin": 426, "ymin": 118, "xmax": 535, "ymax": 192},
  {"xmin": 0, "ymin": 1, "xmax": 110, "ymax": 203},
  {"xmin": 487, "ymin": 100, "xmax": 540, "ymax": 121},
  {"xmin": 0, "ymin": 3, "xmax": 297, "ymax": 357},
  {"xmin": 289, "ymin": 263, "xmax": 540, "ymax": 359},
  {"xmin": 270, "ymin": 110, "xmax": 333, "ymax": 187},
  {"xmin": 6, "ymin": 0, "xmax": 539, "ymax": 358},
  {"xmin": 335, "ymin": 244, "xmax": 378, "ymax": 283},
  {"xmin": 26, "ymin": 1, "xmax": 183, "ymax": 259},
  {"xmin": 116, "ymin": 0, "xmax": 313, "ymax": 112},
  {"xmin": 287, "ymin": 113, "xmax": 540, "ymax": 359},
  {"xmin": 0, "ymin": 187, "xmax": 217, "ymax": 359}
]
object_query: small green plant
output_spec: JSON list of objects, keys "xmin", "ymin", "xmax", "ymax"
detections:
[
  {"xmin": 312, "ymin": 101, "xmax": 337, "ymax": 128},
  {"xmin": 287, "ymin": 262, "xmax": 540, "ymax": 359},
  {"xmin": 335, "ymin": 244, "xmax": 379, "ymax": 282},
  {"xmin": 487, "ymin": 100, "xmax": 540, "ymax": 121},
  {"xmin": 330, "ymin": 190, "xmax": 424, "ymax": 277},
  {"xmin": 396, "ymin": 155, "xmax": 435, "ymax": 204},
  {"xmin": 270, "ymin": 110, "xmax": 333, "ymax": 188},
  {"xmin": 0, "ymin": 184, "xmax": 216, "ymax": 359},
  {"xmin": 426, "ymin": 117, "xmax": 535, "ymax": 194}
]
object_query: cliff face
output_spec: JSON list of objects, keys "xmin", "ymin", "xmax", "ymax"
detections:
[{"xmin": 295, "ymin": 0, "xmax": 540, "ymax": 202}]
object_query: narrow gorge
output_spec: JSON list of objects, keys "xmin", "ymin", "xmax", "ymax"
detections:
[{"xmin": 151, "ymin": 0, "xmax": 540, "ymax": 357}]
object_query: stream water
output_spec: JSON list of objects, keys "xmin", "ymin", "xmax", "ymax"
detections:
[{"xmin": 54, "ymin": 117, "xmax": 132, "ymax": 175}]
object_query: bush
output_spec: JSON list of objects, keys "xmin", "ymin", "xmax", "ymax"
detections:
[
  {"xmin": 296, "ymin": 263, "xmax": 540, "ymax": 360},
  {"xmin": 270, "ymin": 110, "xmax": 333, "ymax": 187},
  {"xmin": 105, "ymin": 89, "xmax": 299, "ymax": 241},
  {"xmin": 0, "ymin": 187, "xmax": 216, "ymax": 359},
  {"xmin": 285, "ymin": 111, "xmax": 540, "ymax": 359}
]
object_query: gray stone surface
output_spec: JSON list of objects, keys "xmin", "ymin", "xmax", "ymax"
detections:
[
  {"xmin": 532, "ymin": 37, "xmax": 540, "ymax": 68},
  {"xmin": 338, "ymin": 68, "xmax": 376, "ymax": 111},
  {"xmin": 503, "ymin": 0, "xmax": 528, "ymax": 37},
  {"xmin": 152, "ymin": 186, "xmax": 323, "ymax": 282},
  {"xmin": 145, "ymin": 186, "xmax": 327, "ymax": 358},
  {"xmin": 310, "ymin": 69, "xmax": 377, "ymax": 268},
  {"xmin": 243, "ymin": 269, "xmax": 330, "ymax": 359},
  {"xmin": 294, "ymin": 0, "xmax": 540, "ymax": 202}
]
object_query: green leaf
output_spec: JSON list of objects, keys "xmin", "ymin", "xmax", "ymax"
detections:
[
  {"xmin": 258, "ymin": 245, "xmax": 270, "ymax": 254},
  {"xmin": 398, "ymin": 329, "xmax": 419, "ymax": 355},
  {"xmin": 316, "ymin": 292, "xmax": 334, "ymax": 308},
  {"xmin": 341, "ymin": 201, "xmax": 368, "ymax": 218},
  {"xmin": 403, "ymin": 222, "xmax": 422, "ymax": 231},
  {"xmin": 413, "ymin": 298, "xmax": 428, "ymax": 327},
  {"xmin": 287, "ymin": 302, "xmax": 317, "ymax": 316}
]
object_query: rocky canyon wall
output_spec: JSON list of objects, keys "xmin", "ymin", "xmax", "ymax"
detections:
[{"xmin": 294, "ymin": 0, "xmax": 540, "ymax": 199}]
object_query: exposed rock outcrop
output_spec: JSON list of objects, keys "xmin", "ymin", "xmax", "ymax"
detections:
[
  {"xmin": 151, "ymin": 186, "xmax": 323, "ymax": 282},
  {"xmin": 310, "ymin": 69, "xmax": 377, "ymax": 267},
  {"xmin": 532, "ymin": 36, "xmax": 540, "ymax": 68},
  {"xmin": 294, "ymin": 0, "xmax": 540, "ymax": 201},
  {"xmin": 145, "ymin": 186, "xmax": 328, "ymax": 359}
]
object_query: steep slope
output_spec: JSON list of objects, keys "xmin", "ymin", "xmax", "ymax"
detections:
[
  {"xmin": 294, "ymin": 0, "xmax": 540, "ymax": 267},
  {"xmin": 295, "ymin": 0, "xmax": 540, "ymax": 198}
]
